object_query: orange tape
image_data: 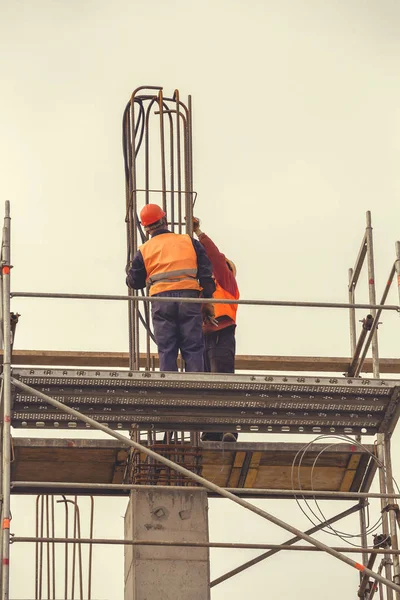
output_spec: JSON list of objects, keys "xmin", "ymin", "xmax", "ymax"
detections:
[
  {"xmin": 398, "ymin": 274, "xmax": 400, "ymax": 287},
  {"xmin": 355, "ymin": 562, "xmax": 365, "ymax": 571},
  {"xmin": 2, "ymin": 518, "xmax": 10, "ymax": 529},
  {"xmin": 2, "ymin": 266, "xmax": 10, "ymax": 275}
]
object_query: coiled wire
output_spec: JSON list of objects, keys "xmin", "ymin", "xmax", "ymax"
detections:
[{"xmin": 291, "ymin": 434, "xmax": 400, "ymax": 547}]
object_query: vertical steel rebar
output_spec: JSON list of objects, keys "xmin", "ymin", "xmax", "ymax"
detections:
[
  {"xmin": 129, "ymin": 94, "xmax": 139, "ymax": 370},
  {"xmin": 175, "ymin": 90, "xmax": 183, "ymax": 234},
  {"xmin": 1, "ymin": 201, "xmax": 11, "ymax": 600},
  {"xmin": 35, "ymin": 495, "xmax": 40, "ymax": 599},
  {"xmin": 87, "ymin": 497, "xmax": 94, "ymax": 600},
  {"xmin": 186, "ymin": 95, "xmax": 194, "ymax": 236},
  {"xmin": 366, "ymin": 211, "xmax": 380, "ymax": 378},
  {"xmin": 158, "ymin": 90, "xmax": 167, "ymax": 212},
  {"xmin": 46, "ymin": 496, "xmax": 51, "ymax": 599},
  {"xmin": 51, "ymin": 496, "xmax": 56, "ymax": 599}
]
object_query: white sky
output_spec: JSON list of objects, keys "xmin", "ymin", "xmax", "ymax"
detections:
[{"xmin": 1, "ymin": 0, "xmax": 400, "ymax": 598}]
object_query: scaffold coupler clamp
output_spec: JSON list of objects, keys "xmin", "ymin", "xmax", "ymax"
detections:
[
  {"xmin": 382, "ymin": 503, "xmax": 400, "ymax": 528},
  {"xmin": 373, "ymin": 533, "xmax": 392, "ymax": 549}
]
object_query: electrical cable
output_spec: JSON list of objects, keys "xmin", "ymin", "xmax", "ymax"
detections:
[{"xmin": 291, "ymin": 434, "xmax": 400, "ymax": 548}]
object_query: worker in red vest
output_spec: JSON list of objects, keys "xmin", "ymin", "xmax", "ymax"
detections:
[
  {"xmin": 126, "ymin": 204, "xmax": 215, "ymax": 372},
  {"xmin": 193, "ymin": 217, "xmax": 239, "ymax": 442}
]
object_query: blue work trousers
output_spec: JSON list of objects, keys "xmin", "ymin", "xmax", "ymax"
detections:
[{"xmin": 151, "ymin": 290, "xmax": 205, "ymax": 372}]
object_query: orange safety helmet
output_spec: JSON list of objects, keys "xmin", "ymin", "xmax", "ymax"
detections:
[{"xmin": 140, "ymin": 204, "xmax": 166, "ymax": 227}]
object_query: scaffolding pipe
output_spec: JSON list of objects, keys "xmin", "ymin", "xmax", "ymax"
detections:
[
  {"xmin": 9, "ymin": 291, "xmax": 400, "ymax": 312},
  {"xmin": 359, "ymin": 499, "xmax": 370, "ymax": 567},
  {"xmin": 349, "ymin": 233, "xmax": 368, "ymax": 289},
  {"xmin": 10, "ymin": 482, "xmax": 400, "ymax": 500},
  {"xmin": 349, "ymin": 268, "xmax": 357, "ymax": 355},
  {"xmin": 348, "ymin": 314, "xmax": 374, "ymax": 377},
  {"xmin": 7, "ymin": 377, "xmax": 400, "ymax": 596},
  {"xmin": 1, "ymin": 201, "xmax": 11, "ymax": 600},
  {"xmin": 366, "ymin": 211, "xmax": 380, "ymax": 378},
  {"xmin": 396, "ymin": 242, "xmax": 400, "ymax": 307},
  {"xmin": 10, "ymin": 537, "xmax": 400, "ymax": 555},
  {"xmin": 211, "ymin": 503, "xmax": 362, "ymax": 588},
  {"xmin": 355, "ymin": 264, "xmax": 397, "ymax": 377},
  {"xmin": 377, "ymin": 435, "xmax": 394, "ymax": 600},
  {"xmin": 384, "ymin": 437, "xmax": 400, "ymax": 598}
]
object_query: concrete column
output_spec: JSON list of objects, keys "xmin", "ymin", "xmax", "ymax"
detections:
[{"xmin": 124, "ymin": 487, "xmax": 210, "ymax": 600}]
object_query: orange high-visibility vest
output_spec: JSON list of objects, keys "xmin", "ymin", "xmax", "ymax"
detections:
[
  {"xmin": 140, "ymin": 233, "xmax": 202, "ymax": 296},
  {"xmin": 213, "ymin": 281, "xmax": 239, "ymax": 322}
]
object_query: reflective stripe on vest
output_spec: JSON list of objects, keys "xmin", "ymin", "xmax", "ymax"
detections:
[
  {"xmin": 140, "ymin": 233, "xmax": 202, "ymax": 296},
  {"xmin": 213, "ymin": 281, "xmax": 239, "ymax": 322}
]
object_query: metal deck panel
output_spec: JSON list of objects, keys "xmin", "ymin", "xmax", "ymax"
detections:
[{"xmin": 11, "ymin": 369, "xmax": 400, "ymax": 435}]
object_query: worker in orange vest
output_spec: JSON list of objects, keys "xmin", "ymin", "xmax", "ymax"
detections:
[
  {"xmin": 126, "ymin": 204, "xmax": 215, "ymax": 372},
  {"xmin": 193, "ymin": 217, "xmax": 239, "ymax": 442}
]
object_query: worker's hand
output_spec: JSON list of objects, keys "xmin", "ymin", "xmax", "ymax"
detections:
[
  {"xmin": 202, "ymin": 303, "xmax": 215, "ymax": 320},
  {"xmin": 192, "ymin": 216, "xmax": 201, "ymax": 233}
]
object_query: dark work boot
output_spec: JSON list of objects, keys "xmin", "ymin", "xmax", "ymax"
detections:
[{"xmin": 222, "ymin": 432, "xmax": 238, "ymax": 442}]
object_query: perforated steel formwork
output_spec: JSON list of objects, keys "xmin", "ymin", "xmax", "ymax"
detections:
[{"xmin": 11, "ymin": 368, "xmax": 400, "ymax": 436}]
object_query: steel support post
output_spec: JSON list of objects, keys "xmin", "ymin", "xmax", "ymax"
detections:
[
  {"xmin": 349, "ymin": 267, "xmax": 357, "ymax": 355},
  {"xmin": 384, "ymin": 436, "xmax": 400, "ymax": 598},
  {"xmin": 1, "ymin": 202, "xmax": 11, "ymax": 600},
  {"xmin": 7, "ymin": 378, "xmax": 400, "ymax": 596},
  {"xmin": 354, "ymin": 264, "xmax": 396, "ymax": 377},
  {"xmin": 348, "ymin": 314, "xmax": 374, "ymax": 377},
  {"xmin": 366, "ymin": 211, "xmax": 380, "ymax": 378},
  {"xmin": 360, "ymin": 499, "xmax": 369, "ymax": 567},
  {"xmin": 211, "ymin": 504, "xmax": 362, "ymax": 588},
  {"xmin": 377, "ymin": 435, "xmax": 394, "ymax": 600},
  {"xmin": 396, "ymin": 242, "xmax": 400, "ymax": 306}
]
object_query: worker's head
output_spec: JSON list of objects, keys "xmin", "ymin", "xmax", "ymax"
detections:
[
  {"xmin": 226, "ymin": 259, "xmax": 237, "ymax": 278},
  {"xmin": 140, "ymin": 204, "xmax": 167, "ymax": 234}
]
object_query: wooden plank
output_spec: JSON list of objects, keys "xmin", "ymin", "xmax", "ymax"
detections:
[
  {"xmin": 226, "ymin": 451, "xmax": 246, "ymax": 487},
  {"xmin": 10, "ymin": 438, "xmax": 375, "ymax": 493},
  {"xmin": 244, "ymin": 452, "xmax": 262, "ymax": 488},
  {"xmin": 253, "ymin": 465, "xmax": 346, "ymax": 490},
  {"xmin": 339, "ymin": 454, "xmax": 361, "ymax": 492},
  {"xmin": 4, "ymin": 349, "xmax": 400, "ymax": 373}
]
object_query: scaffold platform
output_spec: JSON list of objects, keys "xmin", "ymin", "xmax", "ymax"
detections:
[
  {"xmin": 11, "ymin": 368, "xmax": 400, "ymax": 436},
  {"xmin": 10, "ymin": 438, "xmax": 376, "ymax": 498}
]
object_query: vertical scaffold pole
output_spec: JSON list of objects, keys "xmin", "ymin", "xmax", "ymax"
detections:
[
  {"xmin": 1, "ymin": 201, "xmax": 11, "ymax": 600},
  {"xmin": 366, "ymin": 211, "xmax": 393, "ymax": 599},
  {"xmin": 395, "ymin": 241, "xmax": 400, "ymax": 307},
  {"xmin": 377, "ymin": 438, "xmax": 394, "ymax": 600},
  {"xmin": 384, "ymin": 437, "xmax": 400, "ymax": 599},
  {"xmin": 365, "ymin": 211, "xmax": 379, "ymax": 378},
  {"xmin": 348, "ymin": 268, "xmax": 357, "ymax": 355}
]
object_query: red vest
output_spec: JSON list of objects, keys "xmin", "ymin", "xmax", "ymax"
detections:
[
  {"xmin": 140, "ymin": 233, "xmax": 201, "ymax": 296},
  {"xmin": 213, "ymin": 281, "xmax": 239, "ymax": 322}
]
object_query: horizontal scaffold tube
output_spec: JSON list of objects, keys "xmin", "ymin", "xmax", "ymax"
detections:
[{"xmin": 10, "ymin": 291, "xmax": 400, "ymax": 312}]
